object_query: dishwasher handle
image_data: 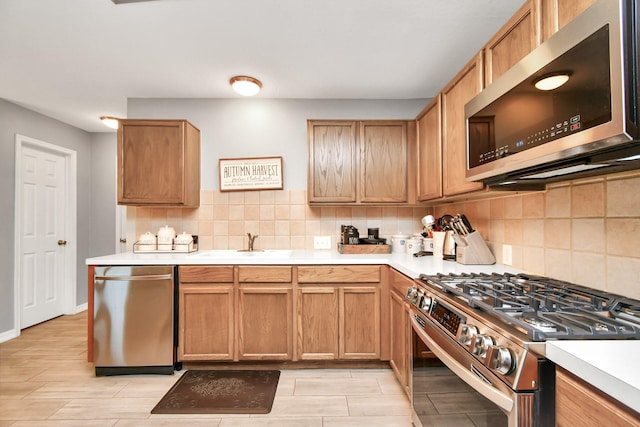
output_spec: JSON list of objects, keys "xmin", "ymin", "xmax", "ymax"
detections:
[{"xmin": 95, "ymin": 274, "xmax": 173, "ymax": 281}]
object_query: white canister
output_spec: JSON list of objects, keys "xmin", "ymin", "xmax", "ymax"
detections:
[
  {"xmin": 422, "ymin": 237, "xmax": 434, "ymax": 253},
  {"xmin": 405, "ymin": 238, "xmax": 422, "ymax": 254},
  {"xmin": 391, "ymin": 234, "xmax": 410, "ymax": 253},
  {"xmin": 138, "ymin": 231, "xmax": 157, "ymax": 251},
  {"xmin": 157, "ymin": 225, "xmax": 175, "ymax": 251},
  {"xmin": 174, "ymin": 232, "xmax": 193, "ymax": 251}
]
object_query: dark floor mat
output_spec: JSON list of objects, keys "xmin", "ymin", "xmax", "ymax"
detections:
[{"xmin": 151, "ymin": 370, "xmax": 280, "ymax": 414}]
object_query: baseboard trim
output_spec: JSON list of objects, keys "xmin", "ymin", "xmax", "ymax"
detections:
[
  {"xmin": 74, "ymin": 303, "xmax": 88, "ymax": 314},
  {"xmin": 0, "ymin": 328, "xmax": 20, "ymax": 344}
]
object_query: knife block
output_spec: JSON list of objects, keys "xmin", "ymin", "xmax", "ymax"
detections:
[{"xmin": 454, "ymin": 231, "xmax": 496, "ymax": 265}]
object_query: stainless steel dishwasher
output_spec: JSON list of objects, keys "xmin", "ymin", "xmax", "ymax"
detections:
[{"xmin": 93, "ymin": 265, "xmax": 176, "ymax": 376}]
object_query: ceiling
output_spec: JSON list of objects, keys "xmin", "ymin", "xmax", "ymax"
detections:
[{"xmin": 0, "ymin": 0, "xmax": 526, "ymax": 132}]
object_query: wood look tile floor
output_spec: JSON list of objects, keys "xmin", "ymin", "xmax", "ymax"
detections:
[{"xmin": 0, "ymin": 313, "xmax": 412, "ymax": 426}]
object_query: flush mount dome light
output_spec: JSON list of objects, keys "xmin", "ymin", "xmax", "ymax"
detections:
[
  {"xmin": 230, "ymin": 76, "xmax": 262, "ymax": 96},
  {"xmin": 100, "ymin": 116, "xmax": 119, "ymax": 129},
  {"xmin": 534, "ymin": 73, "xmax": 571, "ymax": 91}
]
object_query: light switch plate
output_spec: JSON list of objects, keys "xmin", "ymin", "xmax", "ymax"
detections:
[
  {"xmin": 502, "ymin": 244, "xmax": 513, "ymax": 266},
  {"xmin": 314, "ymin": 236, "xmax": 332, "ymax": 249}
]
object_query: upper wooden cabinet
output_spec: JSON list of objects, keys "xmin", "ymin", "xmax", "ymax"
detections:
[
  {"xmin": 416, "ymin": 95, "xmax": 443, "ymax": 201},
  {"xmin": 484, "ymin": 0, "xmax": 540, "ymax": 86},
  {"xmin": 307, "ymin": 121, "xmax": 357, "ymax": 203},
  {"xmin": 359, "ymin": 121, "xmax": 409, "ymax": 203},
  {"xmin": 539, "ymin": 0, "xmax": 597, "ymax": 42},
  {"xmin": 441, "ymin": 52, "xmax": 485, "ymax": 197},
  {"xmin": 118, "ymin": 119, "xmax": 200, "ymax": 207},
  {"xmin": 308, "ymin": 120, "xmax": 413, "ymax": 204}
]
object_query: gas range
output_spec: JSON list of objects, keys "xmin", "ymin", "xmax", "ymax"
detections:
[
  {"xmin": 407, "ymin": 272, "xmax": 640, "ymax": 393},
  {"xmin": 419, "ymin": 272, "xmax": 640, "ymax": 341}
]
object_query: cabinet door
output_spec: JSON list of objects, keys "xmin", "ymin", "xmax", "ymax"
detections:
[
  {"xmin": 238, "ymin": 287, "xmax": 293, "ymax": 360},
  {"xmin": 389, "ymin": 290, "xmax": 410, "ymax": 394},
  {"xmin": 417, "ymin": 95, "xmax": 443, "ymax": 201},
  {"xmin": 307, "ymin": 120, "xmax": 358, "ymax": 203},
  {"xmin": 118, "ymin": 119, "xmax": 200, "ymax": 206},
  {"xmin": 484, "ymin": 0, "xmax": 539, "ymax": 86},
  {"xmin": 539, "ymin": 0, "xmax": 597, "ymax": 42},
  {"xmin": 441, "ymin": 52, "xmax": 485, "ymax": 197},
  {"xmin": 340, "ymin": 287, "xmax": 380, "ymax": 359},
  {"xmin": 179, "ymin": 285, "xmax": 234, "ymax": 361},
  {"xmin": 297, "ymin": 287, "xmax": 339, "ymax": 360},
  {"xmin": 360, "ymin": 121, "xmax": 408, "ymax": 203}
]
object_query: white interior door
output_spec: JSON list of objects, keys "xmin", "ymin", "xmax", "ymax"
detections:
[{"xmin": 16, "ymin": 135, "xmax": 76, "ymax": 329}]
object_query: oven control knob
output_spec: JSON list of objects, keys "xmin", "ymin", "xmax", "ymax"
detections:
[
  {"xmin": 473, "ymin": 335, "xmax": 494, "ymax": 357},
  {"xmin": 458, "ymin": 324, "xmax": 477, "ymax": 347},
  {"xmin": 419, "ymin": 295, "xmax": 432, "ymax": 312},
  {"xmin": 405, "ymin": 287, "xmax": 417, "ymax": 302},
  {"xmin": 493, "ymin": 347, "xmax": 515, "ymax": 375},
  {"xmin": 414, "ymin": 290, "xmax": 424, "ymax": 305}
]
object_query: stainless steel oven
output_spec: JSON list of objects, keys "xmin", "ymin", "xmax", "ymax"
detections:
[
  {"xmin": 407, "ymin": 273, "xmax": 640, "ymax": 427},
  {"xmin": 411, "ymin": 316, "xmax": 512, "ymax": 426}
]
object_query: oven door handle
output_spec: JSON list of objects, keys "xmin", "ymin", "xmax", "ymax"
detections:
[{"xmin": 411, "ymin": 314, "xmax": 514, "ymax": 413}]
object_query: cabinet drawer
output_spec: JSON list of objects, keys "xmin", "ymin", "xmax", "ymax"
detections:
[
  {"xmin": 298, "ymin": 266, "xmax": 381, "ymax": 283},
  {"xmin": 179, "ymin": 266, "xmax": 234, "ymax": 283},
  {"xmin": 238, "ymin": 266, "xmax": 292, "ymax": 283},
  {"xmin": 390, "ymin": 268, "xmax": 413, "ymax": 295}
]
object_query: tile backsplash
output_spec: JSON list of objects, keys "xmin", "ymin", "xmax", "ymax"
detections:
[
  {"xmin": 132, "ymin": 189, "xmax": 431, "ymax": 253},
  {"xmin": 131, "ymin": 170, "xmax": 640, "ymax": 299},
  {"xmin": 434, "ymin": 171, "xmax": 640, "ymax": 299}
]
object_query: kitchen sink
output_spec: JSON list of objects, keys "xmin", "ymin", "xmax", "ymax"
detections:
[{"xmin": 189, "ymin": 249, "xmax": 293, "ymax": 258}]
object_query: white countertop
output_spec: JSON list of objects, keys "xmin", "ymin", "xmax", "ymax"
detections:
[
  {"xmin": 86, "ymin": 248, "xmax": 640, "ymax": 410},
  {"xmin": 546, "ymin": 340, "xmax": 640, "ymax": 413},
  {"xmin": 85, "ymin": 249, "xmax": 521, "ymax": 278}
]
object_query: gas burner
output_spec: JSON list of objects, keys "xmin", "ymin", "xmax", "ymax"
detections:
[
  {"xmin": 520, "ymin": 314, "xmax": 558, "ymax": 332},
  {"xmin": 419, "ymin": 273, "xmax": 640, "ymax": 341}
]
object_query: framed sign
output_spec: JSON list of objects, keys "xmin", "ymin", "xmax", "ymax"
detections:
[{"xmin": 219, "ymin": 156, "xmax": 284, "ymax": 192}]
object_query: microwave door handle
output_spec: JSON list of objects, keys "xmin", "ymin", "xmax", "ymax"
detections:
[{"xmin": 410, "ymin": 315, "xmax": 514, "ymax": 413}]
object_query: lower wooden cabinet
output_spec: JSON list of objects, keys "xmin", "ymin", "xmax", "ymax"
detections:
[
  {"xmin": 556, "ymin": 367, "xmax": 640, "ymax": 427},
  {"xmin": 178, "ymin": 266, "xmax": 235, "ymax": 361},
  {"xmin": 297, "ymin": 287, "xmax": 339, "ymax": 359},
  {"xmin": 389, "ymin": 268, "xmax": 412, "ymax": 396},
  {"xmin": 341, "ymin": 287, "xmax": 380, "ymax": 359},
  {"xmin": 179, "ymin": 284, "xmax": 234, "ymax": 361},
  {"xmin": 178, "ymin": 264, "xmax": 383, "ymax": 363},
  {"xmin": 297, "ymin": 286, "xmax": 380, "ymax": 360},
  {"xmin": 297, "ymin": 266, "xmax": 382, "ymax": 361},
  {"xmin": 238, "ymin": 287, "xmax": 293, "ymax": 360}
]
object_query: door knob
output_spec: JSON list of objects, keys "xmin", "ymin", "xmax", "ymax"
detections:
[
  {"xmin": 57, "ymin": 240, "xmax": 67, "ymax": 246},
  {"xmin": 120, "ymin": 238, "xmax": 127, "ymax": 243}
]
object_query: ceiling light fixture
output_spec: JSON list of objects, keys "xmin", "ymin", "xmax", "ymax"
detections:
[
  {"xmin": 534, "ymin": 73, "xmax": 571, "ymax": 91},
  {"xmin": 230, "ymin": 76, "xmax": 262, "ymax": 96},
  {"xmin": 100, "ymin": 116, "xmax": 119, "ymax": 129}
]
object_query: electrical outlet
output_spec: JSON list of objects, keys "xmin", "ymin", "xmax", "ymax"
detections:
[
  {"xmin": 502, "ymin": 244, "xmax": 513, "ymax": 266},
  {"xmin": 314, "ymin": 235, "xmax": 332, "ymax": 249}
]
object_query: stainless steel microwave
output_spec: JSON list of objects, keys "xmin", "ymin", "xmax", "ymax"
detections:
[{"xmin": 465, "ymin": 0, "xmax": 639, "ymax": 187}]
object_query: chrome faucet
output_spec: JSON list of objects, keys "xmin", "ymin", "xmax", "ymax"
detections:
[{"xmin": 247, "ymin": 233, "xmax": 258, "ymax": 251}]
